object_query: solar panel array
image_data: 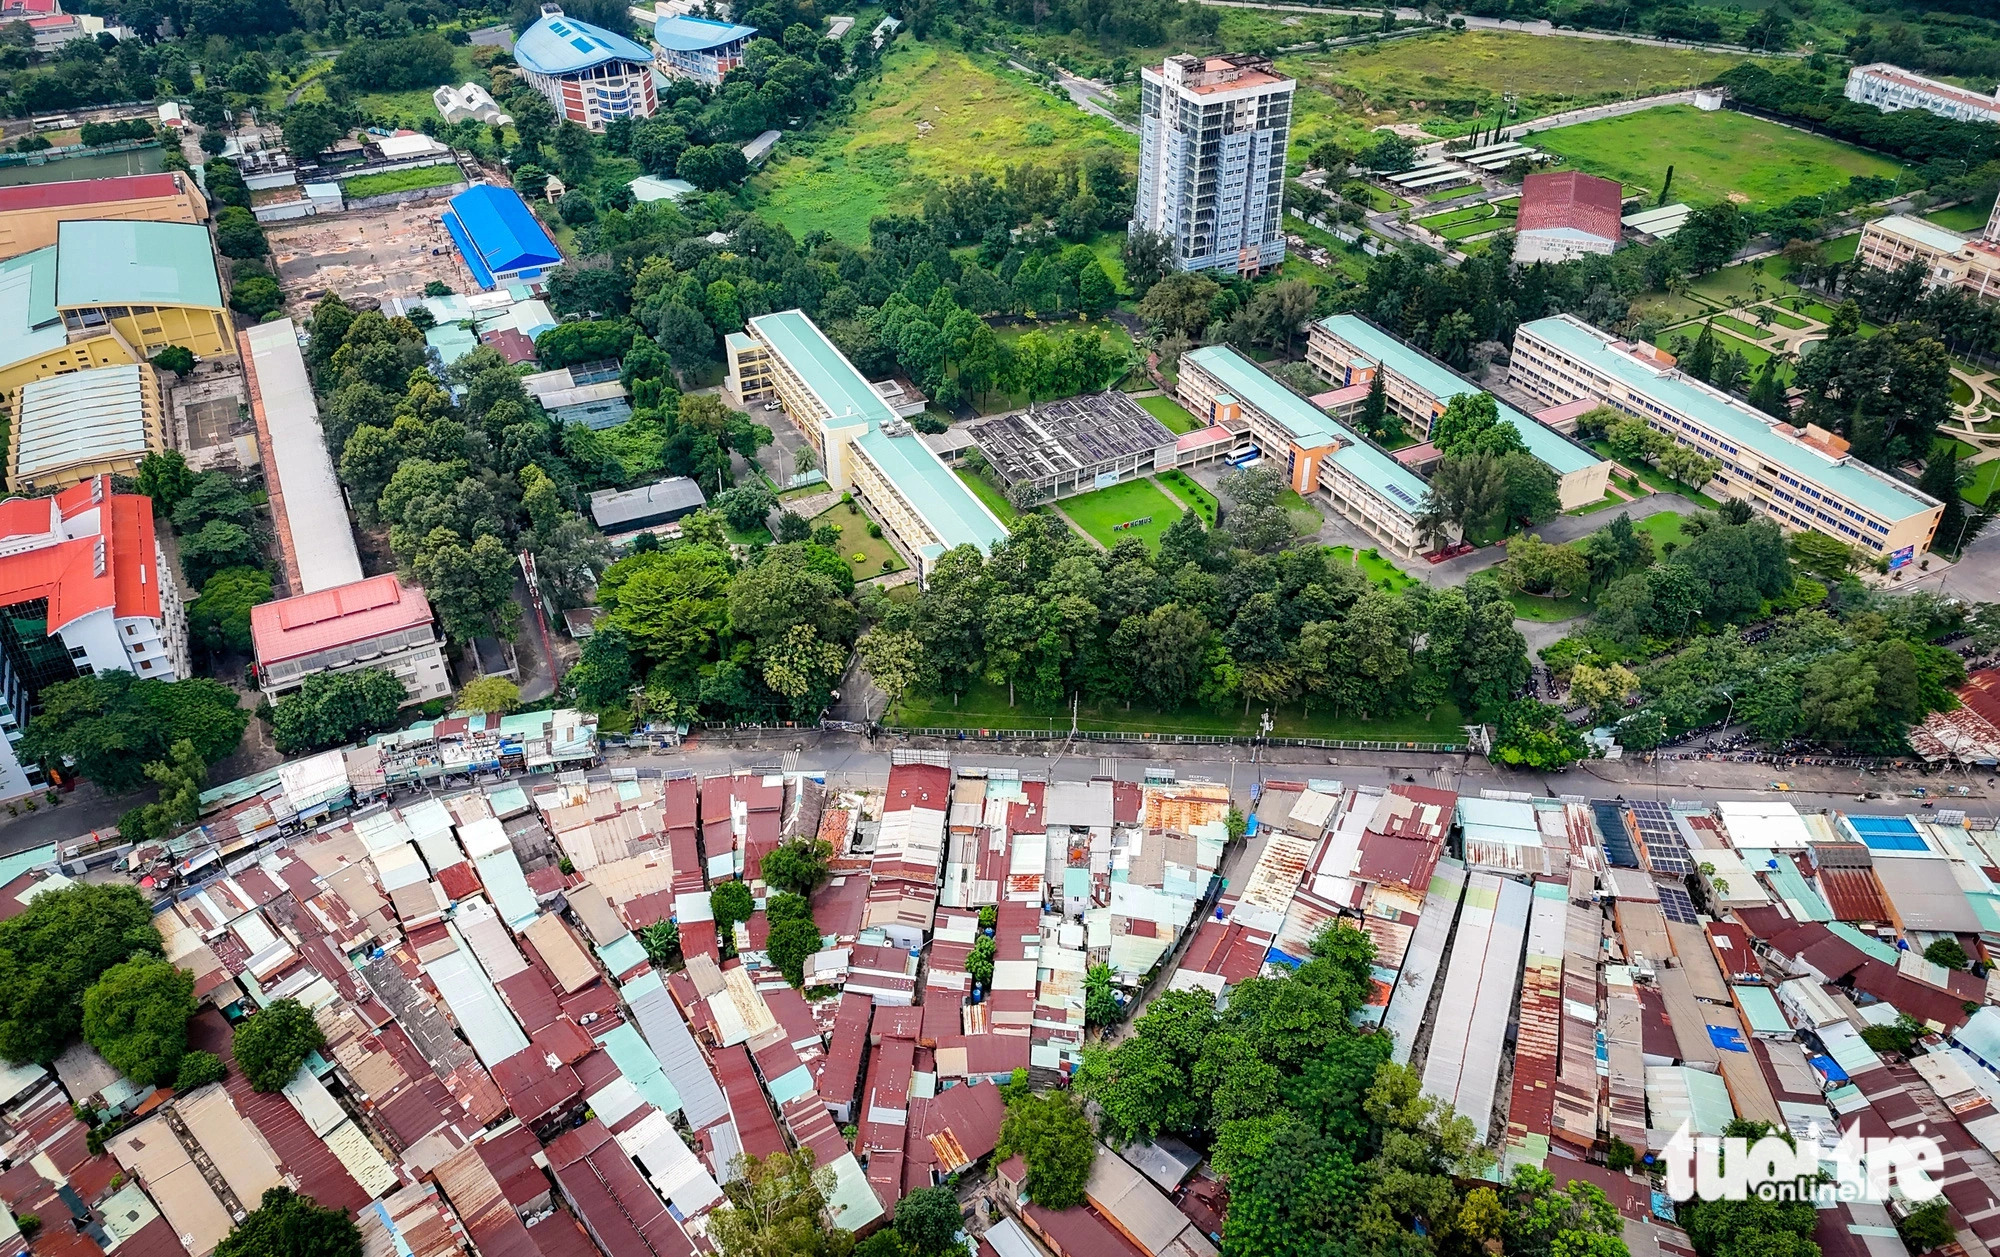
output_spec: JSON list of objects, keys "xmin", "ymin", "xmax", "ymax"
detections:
[
  {"xmin": 1593, "ymin": 801, "xmax": 1639, "ymax": 868},
  {"xmin": 1658, "ymin": 882, "xmax": 1699, "ymax": 925},
  {"xmin": 1633, "ymin": 801, "xmax": 1694, "ymax": 876}
]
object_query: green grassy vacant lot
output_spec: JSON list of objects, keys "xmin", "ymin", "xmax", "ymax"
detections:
[
  {"xmin": 1635, "ymin": 510, "xmax": 1691, "ymax": 550},
  {"xmin": 342, "ymin": 164, "xmax": 462, "ymax": 198},
  {"xmin": 1419, "ymin": 198, "xmax": 1519, "ymax": 241},
  {"xmin": 1138, "ymin": 394, "xmax": 1201, "ymax": 434},
  {"xmin": 891, "ymin": 678, "xmax": 1470, "ymax": 742},
  {"xmin": 1925, "ymin": 202, "xmax": 1992, "ymax": 233},
  {"xmin": 809, "ymin": 506, "xmax": 906, "ymax": 580},
  {"xmin": 1964, "ymin": 458, "xmax": 2000, "ymax": 507},
  {"xmin": 1156, "ymin": 469, "xmax": 1218, "ymax": 525},
  {"xmin": 956, "ymin": 467, "xmax": 1020, "ymax": 527},
  {"xmin": 1509, "ymin": 591, "xmax": 1590, "ymax": 622},
  {"xmin": 1280, "ymin": 32, "xmax": 1746, "ymax": 142},
  {"xmin": 1330, "ymin": 545, "xmax": 1417, "ymax": 592},
  {"xmin": 1058, "ymin": 477, "xmax": 1181, "ymax": 550},
  {"xmin": 753, "ymin": 43, "xmax": 1136, "ymax": 243},
  {"xmin": 1535, "ymin": 106, "xmax": 1907, "ymax": 210}
]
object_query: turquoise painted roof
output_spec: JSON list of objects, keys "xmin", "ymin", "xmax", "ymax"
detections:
[
  {"xmin": 0, "ymin": 246, "xmax": 67, "ymax": 368},
  {"xmin": 750, "ymin": 310, "xmax": 1007, "ymax": 555},
  {"xmin": 1318, "ymin": 314, "xmax": 1601, "ymax": 476},
  {"xmin": 1734, "ymin": 984, "xmax": 1790, "ymax": 1035},
  {"xmin": 1828, "ymin": 921, "xmax": 1900, "ymax": 963},
  {"xmin": 55, "ymin": 221, "xmax": 222, "ymax": 310},
  {"xmin": 1519, "ymin": 315, "xmax": 1937, "ymax": 523},
  {"xmin": 1182, "ymin": 343, "xmax": 1432, "ymax": 516},
  {"xmin": 514, "ymin": 11, "xmax": 654, "ymax": 74},
  {"xmin": 1744, "ymin": 848, "xmax": 1833, "ymax": 922}
]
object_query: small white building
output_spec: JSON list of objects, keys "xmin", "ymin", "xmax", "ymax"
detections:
[{"xmin": 434, "ymin": 82, "xmax": 513, "ymax": 127}]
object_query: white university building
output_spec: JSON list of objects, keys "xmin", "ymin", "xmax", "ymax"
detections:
[{"xmin": 1133, "ymin": 53, "xmax": 1293, "ymax": 277}]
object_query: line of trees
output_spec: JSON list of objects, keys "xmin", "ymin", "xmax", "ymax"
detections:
[{"xmin": 859, "ymin": 482, "xmax": 1531, "ymax": 723}]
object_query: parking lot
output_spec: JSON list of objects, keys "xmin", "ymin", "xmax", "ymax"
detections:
[{"xmin": 266, "ymin": 200, "xmax": 474, "ymax": 310}]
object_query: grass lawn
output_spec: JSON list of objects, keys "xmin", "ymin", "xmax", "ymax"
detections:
[
  {"xmin": 1535, "ymin": 105, "xmax": 1907, "ymax": 210},
  {"xmin": 1434, "ymin": 205, "xmax": 1519, "ymax": 241},
  {"xmin": 1590, "ymin": 441, "xmax": 1725, "ymax": 508},
  {"xmin": 1058, "ymin": 477, "xmax": 1181, "ymax": 550},
  {"xmin": 956, "ymin": 467, "xmax": 1020, "ymax": 527},
  {"xmin": 1823, "ymin": 234, "xmax": 1861, "ymax": 264},
  {"xmin": 1280, "ymin": 32, "xmax": 1747, "ymax": 139},
  {"xmin": 1155, "ymin": 469, "xmax": 1218, "ymax": 525},
  {"xmin": 1138, "ymin": 393, "xmax": 1202, "ymax": 434},
  {"xmin": 1275, "ymin": 487, "xmax": 1326, "ymax": 535},
  {"xmin": 1330, "ymin": 544, "xmax": 1418, "ymax": 593},
  {"xmin": 891, "ymin": 678, "xmax": 1469, "ymax": 742},
  {"xmin": 752, "ymin": 42, "xmax": 1136, "ymax": 243},
  {"xmin": 1964, "ymin": 458, "xmax": 2000, "ymax": 507},
  {"xmin": 1937, "ymin": 437, "xmax": 1980, "ymax": 461},
  {"xmin": 1568, "ymin": 488, "xmax": 1633, "ymax": 516},
  {"xmin": 1925, "ymin": 202, "xmax": 1992, "ymax": 233},
  {"xmin": 724, "ymin": 521, "xmax": 774, "ymax": 546},
  {"xmin": 1509, "ymin": 591, "xmax": 1591, "ymax": 622},
  {"xmin": 1756, "ymin": 305, "xmax": 1810, "ymax": 330},
  {"xmin": 1634, "ymin": 510, "xmax": 1691, "ymax": 550},
  {"xmin": 1711, "ymin": 314, "xmax": 1774, "ymax": 340},
  {"xmin": 342, "ymin": 164, "xmax": 462, "ymax": 198},
  {"xmin": 809, "ymin": 506, "xmax": 906, "ymax": 580}
]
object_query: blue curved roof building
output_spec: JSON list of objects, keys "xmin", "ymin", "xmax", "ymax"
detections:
[
  {"xmin": 442, "ymin": 185, "xmax": 562, "ymax": 290},
  {"xmin": 512, "ymin": 4, "xmax": 658, "ymax": 131},
  {"xmin": 652, "ymin": 15, "xmax": 757, "ymax": 85}
]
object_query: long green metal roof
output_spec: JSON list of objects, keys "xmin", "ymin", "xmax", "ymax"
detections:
[
  {"xmin": 1318, "ymin": 314, "xmax": 1602, "ymax": 476},
  {"xmin": 1520, "ymin": 315, "xmax": 1937, "ymax": 523},
  {"xmin": 55, "ymin": 220, "xmax": 224, "ymax": 310},
  {"xmin": 750, "ymin": 310, "xmax": 1007, "ymax": 555},
  {"xmin": 1183, "ymin": 343, "xmax": 1432, "ymax": 516}
]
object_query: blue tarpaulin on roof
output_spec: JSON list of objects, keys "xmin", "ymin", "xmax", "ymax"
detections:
[
  {"xmin": 1707, "ymin": 1024, "xmax": 1748, "ymax": 1052},
  {"xmin": 1811, "ymin": 1054, "xmax": 1849, "ymax": 1082}
]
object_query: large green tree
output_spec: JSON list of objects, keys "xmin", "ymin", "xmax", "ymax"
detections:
[
  {"xmin": 20, "ymin": 673, "xmax": 248, "ymax": 794},
  {"xmin": 270, "ymin": 668, "xmax": 405, "ymax": 755},
  {"xmin": 82, "ymin": 955, "xmax": 196, "ymax": 1086},
  {"xmin": 231, "ymin": 999, "xmax": 326, "ymax": 1092},
  {"xmin": 996, "ymin": 1090, "xmax": 1095, "ymax": 1210},
  {"xmin": 215, "ymin": 1189, "xmax": 362, "ymax": 1257},
  {"xmin": 0, "ymin": 883, "xmax": 161, "ymax": 1066}
]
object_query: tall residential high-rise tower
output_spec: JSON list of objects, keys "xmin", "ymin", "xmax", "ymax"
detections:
[{"xmin": 1133, "ymin": 53, "xmax": 1294, "ymax": 277}]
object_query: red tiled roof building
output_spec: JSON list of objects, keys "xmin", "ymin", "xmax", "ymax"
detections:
[{"xmin": 1514, "ymin": 171, "xmax": 1624, "ymax": 264}]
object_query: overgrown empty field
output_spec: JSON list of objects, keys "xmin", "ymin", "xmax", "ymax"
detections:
[
  {"xmin": 1280, "ymin": 32, "xmax": 1748, "ymax": 141},
  {"xmin": 754, "ymin": 44, "xmax": 1137, "ymax": 243},
  {"xmin": 1535, "ymin": 105, "xmax": 1908, "ymax": 210}
]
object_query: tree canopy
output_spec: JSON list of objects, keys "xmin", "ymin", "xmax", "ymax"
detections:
[
  {"xmin": 0, "ymin": 883, "xmax": 161, "ymax": 1066},
  {"xmin": 231, "ymin": 999, "xmax": 326, "ymax": 1092},
  {"xmin": 19, "ymin": 673, "xmax": 248, "ymax": 794},
  {"xmin": 81, "ymin": 955, "xmax": 197, "ymax": 1086},
  {"xmin": 215, "ymin": 1189, "xmax": 362, "ymax": 1257}
]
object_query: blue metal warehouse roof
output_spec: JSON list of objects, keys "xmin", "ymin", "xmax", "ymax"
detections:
[
  {"xmin": 652, "ymin": 14, "xmax": 757, "ymax": 50},
  {"xmin": 442, "ymin": 185, "xmax": 561, "ymax": 289},
  {"xmin": 514, "ymin": 11, "xmax": 654, "ymax": 75},
  {"xmin": 1319, "ymin": 314, "xmax": 1602, "ymax": 477}
]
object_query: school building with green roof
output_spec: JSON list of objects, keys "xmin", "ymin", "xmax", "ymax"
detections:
[
  {"xmin": 729, "ymin": 311, "xmax": 1008, "ymax": 576},
  {"xmin": 1510, "ymin": 314, "xmax": 1943, "ymax": 560},
  {"xmin": 1309, "ymin": 313, "xmax": 1614, "ymax": 511}
]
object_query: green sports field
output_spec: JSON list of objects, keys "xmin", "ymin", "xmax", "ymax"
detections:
[
  {"xmin": 1535, "ymin": 105, "xmax": 1908, "ymax": 211},
  {"xmin": 1057, "ymin": 477, "xmax": 1183, "ymax": 550}
]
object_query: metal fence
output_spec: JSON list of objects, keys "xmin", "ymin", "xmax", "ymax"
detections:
[{"xmin": 879, "ymin": 724, "xmax": 1465, "ymax": 753}]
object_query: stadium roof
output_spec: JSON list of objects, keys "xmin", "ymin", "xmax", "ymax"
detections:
[
  {"xmin": 652, "ymin": 14, "xmax": 757, "ymax": 50},
  {"xmin": 749, "ymin": 310, "xmax": 1007, "ymax": 556},
  {"xmin": 0, "ymin": 172, "xmax": 183, "ymax": 213},
  {"xmin": 1319, "ymin": 314, "xmax": 1601, "ymax": 475},
  {"xmin": 13, "ymin": 364, "xmax": 153, "ymax": 483},
  {"xmin": 1521, "ymin": 315, "xmax": 1938, "ymax": 523},
  {"xmin": 54, "ymin": 220, "xmax": 223, "ymax": 310},
  {"xmin": 1182, "ymin": 343, "xmax": 1433, "ymax": 518},
  {"xmin": 514, "ymin": 10, "xmax": 655, "ymax": 75},
  {"xmin": 0, "ymin": 247, "xmax": 67, "ymax": 365},
  {"xmin": 443, "ymin": 185, "xmax": 562, "ymax": 289}
]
